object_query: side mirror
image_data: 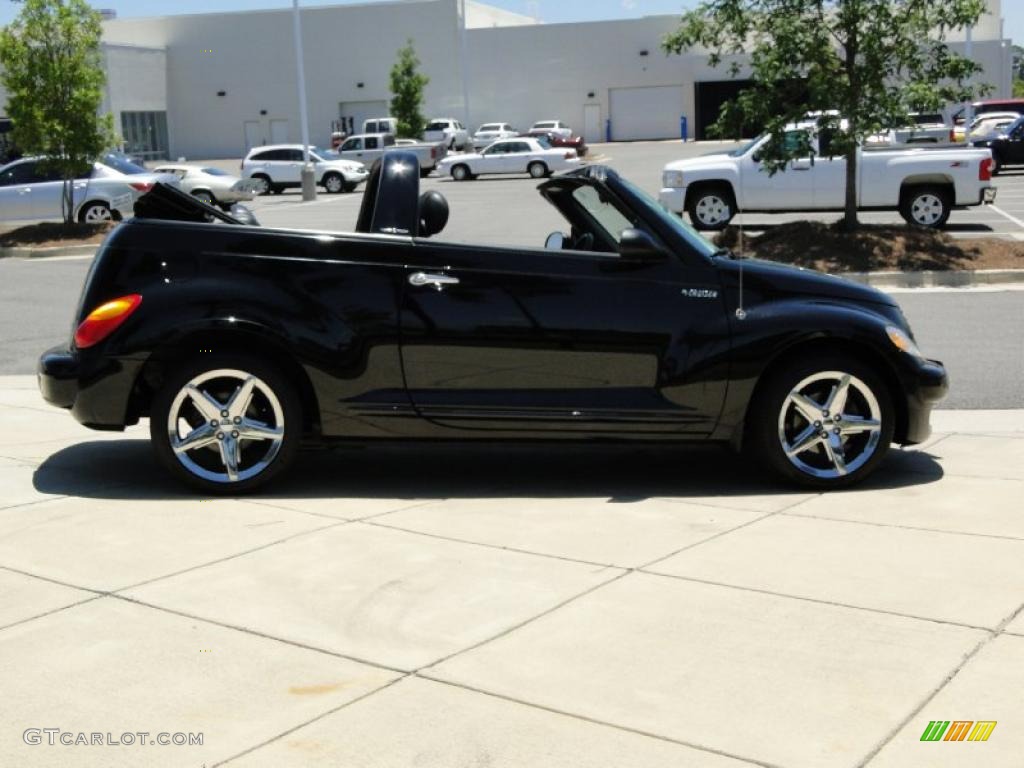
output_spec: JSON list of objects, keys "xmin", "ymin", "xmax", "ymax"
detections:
[
  {"xmin": 751, "ymin": 153, "xmax": 761, "ymax": 163},
  {"xmin": 618, "ymin": 229, "xmax": 668, "ymax": 262},
  {"xmin": 545, "ymin": 231, "xmax": 566, "ymax": 250}
]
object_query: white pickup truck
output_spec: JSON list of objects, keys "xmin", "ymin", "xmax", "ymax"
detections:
[
  {"xmin": 334, "ymin": 133, "xmax": 448, "ymax": 177},
  {"xmin": 660, "ymin": 126, "xmax": 997, "ymax": 229}
]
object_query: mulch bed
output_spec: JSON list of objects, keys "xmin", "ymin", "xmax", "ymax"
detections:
[
  {"xmin": 714, "ymin": 221, "xmax": 1024, "ymax": 272},
  {"xmin": 0, "ymin": 222, "xmax": 115, "ymax": 249}
]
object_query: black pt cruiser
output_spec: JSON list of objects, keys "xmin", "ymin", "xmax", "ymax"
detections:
[{"xmin": 39, "ymin": 152, "xmax": 948, "ymax": 493}]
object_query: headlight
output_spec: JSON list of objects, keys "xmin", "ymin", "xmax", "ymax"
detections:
[
  {"xmin": 662, "ymin": 170, "xmax": 685, "ymax": 188},
  {"xmin": 886, "ymin": 326, "xmax": 923, "ymax": 358}
]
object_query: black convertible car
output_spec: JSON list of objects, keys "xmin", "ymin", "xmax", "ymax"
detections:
[{"xmin": 39, "ymin": 152, "xmax": 947, "ymax": 492}]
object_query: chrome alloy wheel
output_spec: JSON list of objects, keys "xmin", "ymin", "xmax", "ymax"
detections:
[
  {"xmin": 324, "ymin": 174, "xmax": 344, "ymax": 193},
  {"xmin": 82, "ymin": 204, "xmax": 113, "ymax": 223},
  {"xmin": 166, "ymin": 369, "xmax": 284, "ymax": 484},
  {"xmin": 909, "ymin": 193, "xmax": 944, "ymax": 226},
  {"xmin": 777, "ymin": 371, "xmax": 883, "ymax": 480},
  {"xmin": 694, "ymin": 194, "xmax": 730, "ymax": 227}
]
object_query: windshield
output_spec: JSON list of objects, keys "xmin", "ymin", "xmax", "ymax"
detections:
[
  {"xmin": 728, "ymin": 135, "xmax": 765, "ymax": 157},
  {"xmin": 202, "ymin": 167, "xmax": 230, "ymax": 176},
  {"xmin": 426, "ymin": 122, "xmax": 447, "ymax": 131},
  {"xmin": 99, "ymin": 151, "xmax": 147, "ymax": 174},
  {"xmin": 478, "ymin": 124, "xmax": 500, "ymax": 132},
  {"xmin": 615, "ymin": 175, "xmax": 718, "ymax": 259}
]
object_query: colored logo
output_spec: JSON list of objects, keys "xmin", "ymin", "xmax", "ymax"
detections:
[{"xmin": 920, "ymin": 721, "xmax": 997, "ymax": 742}]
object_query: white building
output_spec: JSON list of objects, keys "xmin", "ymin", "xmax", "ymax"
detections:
[{"xmin": 2, "ymin": 0, "xmax": 1015, "ymax": 159}]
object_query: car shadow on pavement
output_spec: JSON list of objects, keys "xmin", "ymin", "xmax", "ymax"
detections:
[{"xmin": 32, "ymin": 439, "xmax": 944, "ymax": 502}]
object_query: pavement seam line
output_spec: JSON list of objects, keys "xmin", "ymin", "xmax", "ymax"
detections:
[
  {"xmin": 639, "ymin": 570, "xmax": 996, "ymax": 633},
  {"xmin": 415, "ymin": 673, "xmax": 782, "ymax": 768},
  {"xmin": 637, "ymin": 490, "xmax": 825, "ymax": 571},
  {"xmin": 853, "ymin": 597, "xmax": 1024, "ymax": 768},
  {"xmin": 213, "ymin": 675, "xmax": 410, "ymax": 766},
  {"xmin": 242, "ymin": 496, "xmax": 440, "ymax": 523},
  {"xmin": 110, "ymin": 593, "xmax": 410, "ymax": 675},
  {"xmin": 110, "ymin": 519, "xmax": 352, "ymax": 594},
  {"xmin": 0, "ymin": 563, "xmax": 108, "ymax": 595},
  {"xmin": 781, "ymin": 509, "xmax": 1024, "ymax": 542},
  {"xmin": 0, "ymin": 594, "xmax": 105, "ymax": 634}
]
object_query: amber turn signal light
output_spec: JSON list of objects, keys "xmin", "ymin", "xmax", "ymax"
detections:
[{"xmin": 74, "ymin": 294, "xmax": 143, "ymax": 349}]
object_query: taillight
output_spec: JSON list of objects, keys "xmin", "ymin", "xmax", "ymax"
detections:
[
  {"xmin": 74, "ymin": 294, "xmax": 143, "ymax": 349},
  {"xmin": 129, "ymin": 182, "xmax": 154, "ymax": 193},
  {"xmin": 980, "ymin": 157, "xmax": 993, "ymax": 181}
]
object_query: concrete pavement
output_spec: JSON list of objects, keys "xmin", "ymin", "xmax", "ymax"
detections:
[{"xmin": 1, "ymin": 374, "xmax": 1023, "ymax": 767}]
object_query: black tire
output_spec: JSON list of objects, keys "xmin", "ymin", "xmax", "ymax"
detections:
[
  {"xmin": 451, "ymin": 164, "xmax": 471, "ymax": 181},
  {"xmin": 191, "ymin": 190, "xmax": 216, "ymax": 206},
  {"xmin": 322, "ymin": 172, "xmax": 345, "ymax": 194},
  {"xmin": 78, "ymin": 201, "xmax": 113, "ymax": 224},
  {"xmin": 686, "ymin": 185, "xmax": 735, "ymax": 231},
  {"xmin": 899, "ymin": 185, "xmax": 951, "ymax": 228},
  {"xmin": 251, "ymin": 174, "xmax": 272, "ymax": 196},
  {"xmin": 150, "ymin": 353, "xmax": 302, "ymax": 494},
  {"xmin": 528, "ymin": 161, "xmax": 548, "ymax": 179},
  {"xmin": 420, "ymin": 167, "xmax": 432, "ymax": 179},
  {"xmin": 747, "ymin": 354, "xmax": 894, "ymax": 490}
]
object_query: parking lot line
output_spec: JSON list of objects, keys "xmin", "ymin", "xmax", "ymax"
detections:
[{"xmin": 988, "ymin": 204, "xmax": 1024, "ymax": 231}]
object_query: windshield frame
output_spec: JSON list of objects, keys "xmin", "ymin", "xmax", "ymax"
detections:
[{"xmin": 610, "ymin": 173, "xmax": 719, "ymax": 261}]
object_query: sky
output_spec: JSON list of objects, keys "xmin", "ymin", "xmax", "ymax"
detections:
[{"xmin": 0, "ymin": 0, "xmax": 1020, "ymax": 44}]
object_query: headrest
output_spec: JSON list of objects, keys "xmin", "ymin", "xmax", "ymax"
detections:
[{"xmin": 418, "ymin": 190, "xmax": 449, "ymax": 238}]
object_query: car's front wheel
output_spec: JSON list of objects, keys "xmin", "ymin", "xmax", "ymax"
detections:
[
  {"xmin": 749, "ymin": 356, "xmax": 894, "ymax": 489},
  {"xmin": 322, "ymin": 172, "xmax": 345, "ymax": 194},
  {"xmin": 150, "ymin": 354, "xmax": 301, "ymax": 493},
  {"xmin": 191, "ymin": 190, "xmax": 216, "ymax": 206},
  {"xmin": 251, "ymin": 174, "xmax": 272, "ymax": 196},
  {"xmin": 451, "ymin": 164, "xmax": 471, "ymax": 181},
  {"xmin": 687, "ymin": 187, "xmax": 735, "ymax": 230}
]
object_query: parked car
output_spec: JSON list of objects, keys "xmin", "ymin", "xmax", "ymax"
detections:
[
  {"xmin": 151, "ymin": 164, "xmax": 261, "ymax": 210},
  {"xmin": 96, "ymin": 151, "xmax": 182, "ymax": 194},
  {"xmin": 981, "ymin": 115, "xmax": 1024, "ymax": 174},
  {"xmin": 363, "ymin": 117, "xmax": 398, "ymax": 135},
  {"xmin": 952, "ymin": 98, "xmax": 1024, "ymax": 127},
  {"xmin": 523, "ymin": 129, "xmax": 588, "ymax": 157},
  {"xmin": 335, "ymin": 133, "xmax": 447, "ymax": 177},
  {"xmin": 953, "ymin": 111, "xmax": 1022, "ymax": 143},
  {"xmin": 529, "ymin": 120, "xmax": 573, "ymax": 139},
  {"xmin": 241, "ymin": 144, "xmax": 368, "ymax": 194},
  {"xmin": 967, "ymin": 115, "xmax": 1019, "ymax": 147},
  {"xmin": 38, "ymin": 153, "xmax": 948, "ymax": 493},
  {"xmin": 438, "ymin": 137, "xmax": 580, "ymax": 180},
  {"xmin": 660, "ymin": 121, "xmax": 997, "ymax": 229},
  {"xmin": 0, "ymin": 157, "xmax": 137, "ymax": 224},
  {"xmin": 472, "ymin": 122, "xmax": 518, "ymax": 150},
  {"xmin": 866, "ymin": 113, "xmax": 953, "ymax": 146},
  {"xmin": 423, "ymin": 118, "xmax": 469, "ymax": 151}
]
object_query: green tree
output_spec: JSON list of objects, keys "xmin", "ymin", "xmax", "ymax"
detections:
[
  {"xmin": 0, "ymin": 0, "xmax": 114, "ymax": 225},
  {"xmin": 389, "ymin": 40, "xmax": 429, "ymax": 139},
  {"xmin": 664, "ymin": 0, "xmax": 988, "ymax": 230}
]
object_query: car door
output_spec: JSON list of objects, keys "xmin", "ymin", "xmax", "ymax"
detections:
[
  {"xmin": 338, "ymin": 137, "xmax": 364, "ymax": 162},
  {"xmin": 809, "ymin": 131, "xmax": 846, "ymax": 209},
  {"xmin": 503, "ymin": 141, "xmax": 535, "ymax": 174},
  {"xmin": 740, "ymin": 130, "xmax": 816, "ymax": 211},
  {"xmin": 27, "ymin": 161, "xmax": 72, "ymax": 220},
  {"xmin": 0, "ymin": 161, "xmax": 37, "ymax": 221},
  {"xmin": 1002, "ymin": 122, "xmax": 1024, "ymax": 164},
  {"xmin": 479, "ymin": 141, "xmax": 510, "ymax": 173},
  {"xmin": 398, "ymin": 180, "xmax": 728, "ymax": 435}
]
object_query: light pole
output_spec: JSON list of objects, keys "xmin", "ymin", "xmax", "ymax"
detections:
[{"xmin": 292, "ymin": 0, "xmax": 316, "ymax": 201}]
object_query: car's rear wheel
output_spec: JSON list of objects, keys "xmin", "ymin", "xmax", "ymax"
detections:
[
  {"xmin": 899, "ymin": 185, "xmax": 951, "ymax": 228},
  {"xmin": 79, "ymin": 201, "xmax": 113, "ymax": 224},
  {"xmin": 251, "ymin": 174, "xmax": 272, "ymax": 196},
  {"xmin": 322, "ymin": 172, "xmax": 344, "ymax": 194},
  {"xmin": 687, "ymin": 186, "xmax": 735, "ymax": 230},
  {"xmin": 528, "ymin": 161, "xmax": 548, "ymax": 179},
  {"xmin": 451, "ymin": 164, "xmax": 471, "ymax": 181},
  {"xmin": 749, "ymin": 355, "xmax": 894, "ymax": 489},
  {"xmin": 150, "ymin": 354, "xmax": 301, "ymax": 493}
]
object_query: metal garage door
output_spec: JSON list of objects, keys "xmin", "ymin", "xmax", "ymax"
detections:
[{"xmin": 609, "ymin": 86, "xmax": 685, "ymax": 141}]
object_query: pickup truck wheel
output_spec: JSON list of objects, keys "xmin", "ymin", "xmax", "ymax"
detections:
[
  {"xmin": 451, "ymin": 164, "xmax": 471, "ymax": 181},
  {"xmin": 528, "ymin": 161, "xmax": 549, "ymax": 179},
  {"xmin": 322, "ymin": 172, "xmax": 345, "ymax": 194},
  {"xmin": 78, "ymin": 202, "xmax": 113, "ymax": 224},
  {"xmin": 749, "ymin": 356, "xmax": 894, "ymax": 489},
  {"xmin": 900, "ymin": 186, "xmax": 951, "ymax": 228},
  {"xmin": 687, "ymin": 188, "xmax": 735, "ymax": 230},
  {"xmin": 251, "ymin": 174, "xmax": 272, "ymax": 196},
  {"xmin": 150, "ymin": 354, "xmax": 301, "ymax": 493}
]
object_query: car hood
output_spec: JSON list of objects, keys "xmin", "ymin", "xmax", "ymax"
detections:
[
  {"xmin": 664, "ymin": 152, "xmax": 734, "ymax": 171},
  {"xmin": 717, "ymin": 256, "xmax": 899, "ymax": 311}
]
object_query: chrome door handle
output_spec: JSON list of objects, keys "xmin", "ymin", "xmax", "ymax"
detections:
[{"xmin": 408, "ymin": 271, "xmax": 460, "ymax": 290}]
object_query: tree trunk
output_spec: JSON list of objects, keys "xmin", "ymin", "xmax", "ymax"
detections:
[{"xmin": 843, "ymin": 143, "xmax": 859, "ymax": 231}]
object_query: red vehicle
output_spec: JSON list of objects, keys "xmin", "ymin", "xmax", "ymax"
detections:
[{"xmin": 522, "ymin": 130, "xmax": 587, "ymax": 157}]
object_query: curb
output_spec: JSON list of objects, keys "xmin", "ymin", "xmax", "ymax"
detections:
[
  {"xmin": 0, "ymin": 244, "xmax": 99, "ymax": 259},
  {"xmin": 844, "ymin": 268, "xmax": 1024, "ymax": 288}
]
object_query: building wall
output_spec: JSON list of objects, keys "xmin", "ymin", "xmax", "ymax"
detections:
[
  {"xmin": 102, "ymin": 45, "xmax": 168, "ymax": 139},
  {"xmin": 103, "ymin": 0, "xmax": 466, "ymax": 159},
  {"xmin": 465, "ymin": 0, "xmax": 536, "ymax": 28}
]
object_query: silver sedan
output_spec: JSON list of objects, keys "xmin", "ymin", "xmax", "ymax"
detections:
[{"xmin": 152, "ymin": 164, "xmax": 260, "ymax": 210}]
